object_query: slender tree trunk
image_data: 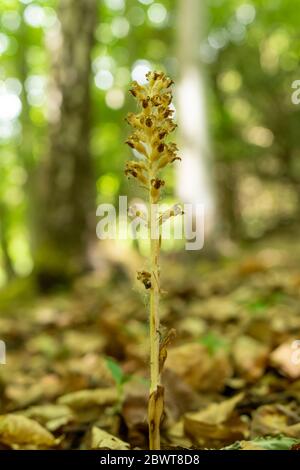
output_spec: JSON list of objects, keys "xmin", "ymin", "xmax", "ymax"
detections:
[
  {"xmin": 34, "ymin": 0, "xmax": 97, "ymax": 287},
  {"xmin": 176, "ymin": 0, "xmax": 216, "ymax": 236},
  {"xmin": 0, "ymin": 205, "xmax": 15, "ymax": 280}
]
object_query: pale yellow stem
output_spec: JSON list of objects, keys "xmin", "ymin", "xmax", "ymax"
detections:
[
  {"xmin": 149, "ymin": 236, "xmax": 160, "ymax": 394},
  {"xmin": 148, "ymin": 167, "xmax": 162, "ymax": 450}
]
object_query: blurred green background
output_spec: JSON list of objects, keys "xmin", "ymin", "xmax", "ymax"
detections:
[{"xmin": 0, "ymin": 0, "xmax": 300, "ymax": 288}]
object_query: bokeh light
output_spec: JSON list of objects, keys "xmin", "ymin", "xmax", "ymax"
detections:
[
  {"xmin": 104, "ymin": 0, "xmax": 125, "ymax": 11},
  {"xmin": 236, "ymin": 4, "xmax": 256, "ymax": 25},
  {"xmin": 95, "ymin": 70, "xmax": 114, "ymax": 90},
  {"xmin": 131, "ymin": 60, "xmax": 152, "ymax": 84},
  {"xmin": 147, "ymin": 3, "xmax": 167, "ymax": 26},
  {"xmin": 105, "ymin": 88, "xmax": 125, "ymax": 109},
  {"xmin": 111, "ymin": 17, "xmax": 130, "ymax": 38},
  {"xmin": 0, "ymin": 88, "xmax": 22, "ymax": 122}
]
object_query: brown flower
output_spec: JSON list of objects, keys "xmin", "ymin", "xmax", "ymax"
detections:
[{"xmin": 125, "ymin": 71, "xmax": 179, "ymax": 202}]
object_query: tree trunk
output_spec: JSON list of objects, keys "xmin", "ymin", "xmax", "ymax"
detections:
[
  {"xmin": 176, "ymin": 0, "xmax": 217, "ymax": 237},
  {"xmin": 0, "ymin": 205, "xmax": 15, "ymax": 281},
  {"xmin": 33, "ymin": 0, "xmax": 97, "ymax": 288}
]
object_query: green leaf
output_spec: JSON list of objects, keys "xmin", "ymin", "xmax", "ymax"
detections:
[
  {"xmin": 105, "ymin": 357, "xmax": 124, "ymax": 387},
  {"xmin": 199, "ymin": 332, "xmax": 228, "ymax": 356},
  {"xmin": 255, "ymin": 436, "xmax": 300, "ymax": 451},
  {"xmin": 223, "ymin": 436, "xmax": 300, "ymax": 451},
  {"xmin": 247, "ymin": 299, "xmax": 268, "ymax": 315}
]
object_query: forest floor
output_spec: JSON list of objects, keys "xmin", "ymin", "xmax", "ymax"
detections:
[{"xmin": 1, "ymin": 235, "xmax": 300, "ymax": 450}]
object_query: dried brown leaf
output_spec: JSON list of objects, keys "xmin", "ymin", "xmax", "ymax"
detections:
[
  {"xmin": 0, "ymin": 414, "xmax": 57, "ymax": 448},
  {"xmin": 270, "ymin": 340, "xmax": 300, "ymax": 380},
  {"xmin": 88, "ymin": 426, "xmax": 130, "ymax": 450},
  {"xmin": 165, "ymin": 343, "xmax": 232, "ymax": 392},
  {"xmin": 232, "ymin": 336, "xmax": 269, "ymax": 382},
  {"xmin": 57, "ymin": 387, "xmax": 117, "ymax": 409},
  {"xmin": 184, "ymin": 393, "xmax": 248, "ymax": 448},
  {"xmin": 251, "ymin": 404, "xmax": 300, "ymax": 438},
  {"xmin": 22, "ymin": 404, "xmax": 74, "ymax": 431}
]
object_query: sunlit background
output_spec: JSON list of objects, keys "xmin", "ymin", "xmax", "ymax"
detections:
[{"xmin": 0, "ymin": 0, "xmax": 300, "ymax": 286}]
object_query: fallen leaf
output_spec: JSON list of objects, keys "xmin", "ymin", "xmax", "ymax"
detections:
[
  {"xmin": 270, "ymin": 340, "xmax": 300, "ymax": 379},
  {"xmin": 22, "ymin": 404, "xmax": 74, "ymax": 431},
  {"xmin": 165, "ymin": 420, "xmax": 193, "ymax": 449},
  {"xmin": 238, "ymin": 258, "xmax": 268, "ymax": 276},
  {"xmin": 163, "ymin": 369, "xmax": 203, "ymax": 421},
  {"xmin": 165, "ymin": 343, "xmax": 232, "ymax": 392},
  {"xmin": 224, "ymin": 436, "xmax": 300, "ymax": 450},
  {"xmin": 184, "ymin": 393, "xmax": 248, "ymax": 448},
  {"xmin": 190, "ymin": 297, "xmax": 240, "ymax": 323},
  {"xmin": 57, "ymin": 387, "xmax": 117, "ymax": 409},
  {"xmin": 88, "ymin": 426, "xmax": 130, "ymax": 450},
  {"xmin": 186, "ymin": 393, "xmax": 244, "ymax": 426},
  {"xmin": 251, "ymin": 404, "xmax": 300, "ymax": 438},
  {"xmin": 0, "ymin": 414, "xmax": 57, "ymax": 448},
  {"xmin": 122, "ymin": 381, "xmax": 148, "ymax": 448},
  {"xmin": 232, "ymin": 336, "xmax": 269, "ymax": 381}
]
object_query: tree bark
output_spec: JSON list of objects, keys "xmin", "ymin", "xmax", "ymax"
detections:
[
  {"xmin": 176, "ymin": 0, "xmax": 217, "ymax": 237},
  {"xmin": 34, "ymin": 0, "xmax": 97, "ymax": 287},
  {"xmin": 0, "ymin": 205, "xmax": 15, "ymax": 281}
]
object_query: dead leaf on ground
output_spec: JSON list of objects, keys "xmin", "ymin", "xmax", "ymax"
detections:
[
  {"xmin": 270, "ymin": 340, "xmax": 300, "ymax": 379},
  {"xmin": 122, "ymin": 381, "xmax": 148, "ymax": 448},
  {"xmin": 165, "ymin": 419, "xmax": 193, "ymax": 449},
  {"xmin": 87, "ymin": 426, "xmax": 130, "ymax": 450},
  {"xmin": 190, "ymin": 297, "xmax": 240, "ymax": 323},
  {"xmin": 238, "ymin": 257, "xmax": 268, "ymax": 276},
  {"xmin": 165, "ymin": 342, "xmax": 232, "ymax": 392},
  {"xmin": 0, "ymin": 414, "xmax": 58, "ymax": 449},
  {"xmin": 251, "ymin": 404, "xmax": 300, "ymax": 438},
  {"xmin": 22, "ymin": 404, "xmax": 75, "ymax": 431},
  {"xmin": 5, "ymin": 373, "xmax": 63, "ymax": 409},
  {"xmin": 57, "ymin": 387, "xmax": 118, "ymax": 409},
  {"xmin": 232, "ymin": 336, "xmax": 269, "ymax": 382},
  {"xmin": 239, "ymin": 440, "xmax": 266, "ymax": 450},
  {"xmin": 184, "ymin": 393, "xmax": 248, "ymax": 448},
  {"xmin": 163, "ymin": 369, "xmax": 203, "ymax": 422},
  {"xmin": 62, "ymin": 331, "xmax": 105, "ymax": 356},
  {"xmin": 224, "ymin": 435, "xmax": 300, "ymax": 450}
]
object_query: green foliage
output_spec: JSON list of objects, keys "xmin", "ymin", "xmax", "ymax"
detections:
[
  {"xmin": 224, "ymin": 435, "xmax": 300, "ymax": 451},
  {"xmin": 247, "ymin": 299, "xmax": 269, "ymax": 315},
  {"xmin": 105, "ymin": 357, "xmax": 126, "ymax": 388},
  {"xmin": 105, "ymin": 356, "xmax": 132, "ymax": 394},
  {"xmin": 105, "ymin": 357, "xmax": 133, "ymax": 414},
  {"xmin": 1, "ymin": 0, "xmax": 300, "ymax": 279},
  {"xmin": 199, "ymin": 332, "xmax": 228, "ymax": 356},
  {"xmin": 246, "ymin": 292, "xmax": 288, "ymax": 315}
]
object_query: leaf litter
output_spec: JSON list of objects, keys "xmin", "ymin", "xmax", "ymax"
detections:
[{"xmin": 1, "ymin": 238, "xmax": 300, "ymax": 449}]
